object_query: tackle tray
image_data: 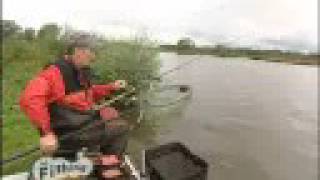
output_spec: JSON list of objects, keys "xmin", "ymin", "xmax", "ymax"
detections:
[{"xmin": 145, "ymin": 142, "xmax": 208, "ymax": 180}]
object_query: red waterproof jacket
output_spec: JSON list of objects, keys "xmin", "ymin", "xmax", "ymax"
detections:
[{"xmin": 20, "ymin": 64, "xmax": 117, "ymax": 134}]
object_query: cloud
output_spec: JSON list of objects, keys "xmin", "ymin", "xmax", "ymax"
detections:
[{"xmin": 3, "ymin": 0, "xmax": 317, "ymax": 52}]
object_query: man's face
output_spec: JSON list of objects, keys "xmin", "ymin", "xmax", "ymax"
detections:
[{"xmin": 73, "ymin": 47, "xmax": 96, "ymax": 67}]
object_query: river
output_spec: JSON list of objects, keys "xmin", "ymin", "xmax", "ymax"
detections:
[{"xmin": 128, "ymin": 52, "xmax": 318, "ymax": 180}]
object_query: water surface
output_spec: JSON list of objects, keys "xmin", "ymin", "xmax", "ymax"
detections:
[{"xmin": 129, "ymin": 52, "xmax": 318, "ymax": 180}]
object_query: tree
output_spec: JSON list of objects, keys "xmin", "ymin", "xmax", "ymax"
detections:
[
  {"xmin": 215, "ymin": 44, "xmax": 225, "ymax": 50},
  {"xmin": 177, "ymin": 37, "xmax": 195, "ymax": 50},
  {"xmin": 24, "ymin": 28, "xmax": 36, "ymax": 40},
  {"xmin": 1, "ymin": 20, "xmax": 22, "ymax": 39},
  {"xmin": 38, "ymin": 23, "xmax": 60, "ymax": 40}
]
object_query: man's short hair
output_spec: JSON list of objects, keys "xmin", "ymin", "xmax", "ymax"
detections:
[{"xmin": 64, "ymin": 34, "xmax": 95, "ymax": 55}]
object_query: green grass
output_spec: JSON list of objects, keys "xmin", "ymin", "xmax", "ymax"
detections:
[{"xmin": 3, "ymin": 61, "xmax": 45, "ymax": 174}]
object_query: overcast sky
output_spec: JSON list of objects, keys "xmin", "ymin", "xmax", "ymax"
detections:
[{"xmin": 3, "ymin": 0, "xmax": 318, "ymax": 52}]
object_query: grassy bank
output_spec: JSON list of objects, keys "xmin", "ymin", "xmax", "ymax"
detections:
[
  {"xmin": 160, "ymin": 45, "xmax": 319, "ymax": 65},
  {"xmin": 2, "ymin": 21, "xmax": 159, "ymax": 175}
]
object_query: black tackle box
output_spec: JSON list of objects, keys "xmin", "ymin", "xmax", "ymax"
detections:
[{"xmin": 145, "ymin": 142, "xmax": 208, "ymax": 180}]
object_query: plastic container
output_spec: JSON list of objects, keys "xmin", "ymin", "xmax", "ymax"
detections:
[{"xmin": 145, "ymin": 142, "xmax": 208, "ymax": 180}]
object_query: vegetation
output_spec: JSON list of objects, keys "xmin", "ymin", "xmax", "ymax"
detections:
[
  {"xmin": 2, "ymin": 19, "xmax": 317, "ymax": 175},
  {"xmin": 176, "ymin": 37, "xmax": 195, "ymax": 50},
  {"xmin": 160, "ymin": 40, "xmax": 319, "ymax": 65},
  {"xmin": 2, "ymin": 20, "xmax": 159, "ymax": 175}
]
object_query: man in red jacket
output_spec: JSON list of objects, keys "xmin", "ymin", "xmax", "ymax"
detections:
[{"xmin": 20, "ymin": 35, "xmax": 128, "ymax": 178}]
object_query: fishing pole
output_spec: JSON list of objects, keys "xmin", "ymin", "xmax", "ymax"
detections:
[
  {"xmin": 0, "ymin": 92, "xmax": 133, "ymax": 166},
  {"xmin": 1, "ymin": 55, "xmax": 202, "ymax": 166}
]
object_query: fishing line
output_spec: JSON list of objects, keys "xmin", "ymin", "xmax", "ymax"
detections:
[{"xmin": 1, "ymin": 55, "xmax": 202, "ymax": 166}]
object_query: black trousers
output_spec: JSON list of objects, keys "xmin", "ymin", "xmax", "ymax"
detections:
[{"xmin": 53, "ymin": 119, "xmax": 129, "ymax": 159}]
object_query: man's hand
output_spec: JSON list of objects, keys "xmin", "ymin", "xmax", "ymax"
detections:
[
  {"xmin": 40, "ymin": 132, "xmax": 58, "ymax": 155},
  {"xmin": 113, "ymin": 80, "xmax": 127, "ymax": 90},
  {"xmin": 100, "ymin": 107, "xmax": 119, "ymax": 120}
]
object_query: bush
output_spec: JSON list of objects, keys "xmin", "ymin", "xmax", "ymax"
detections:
[{"xmin": 92, "ymin": 39, "xmax": 159, "ymax": 90}]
